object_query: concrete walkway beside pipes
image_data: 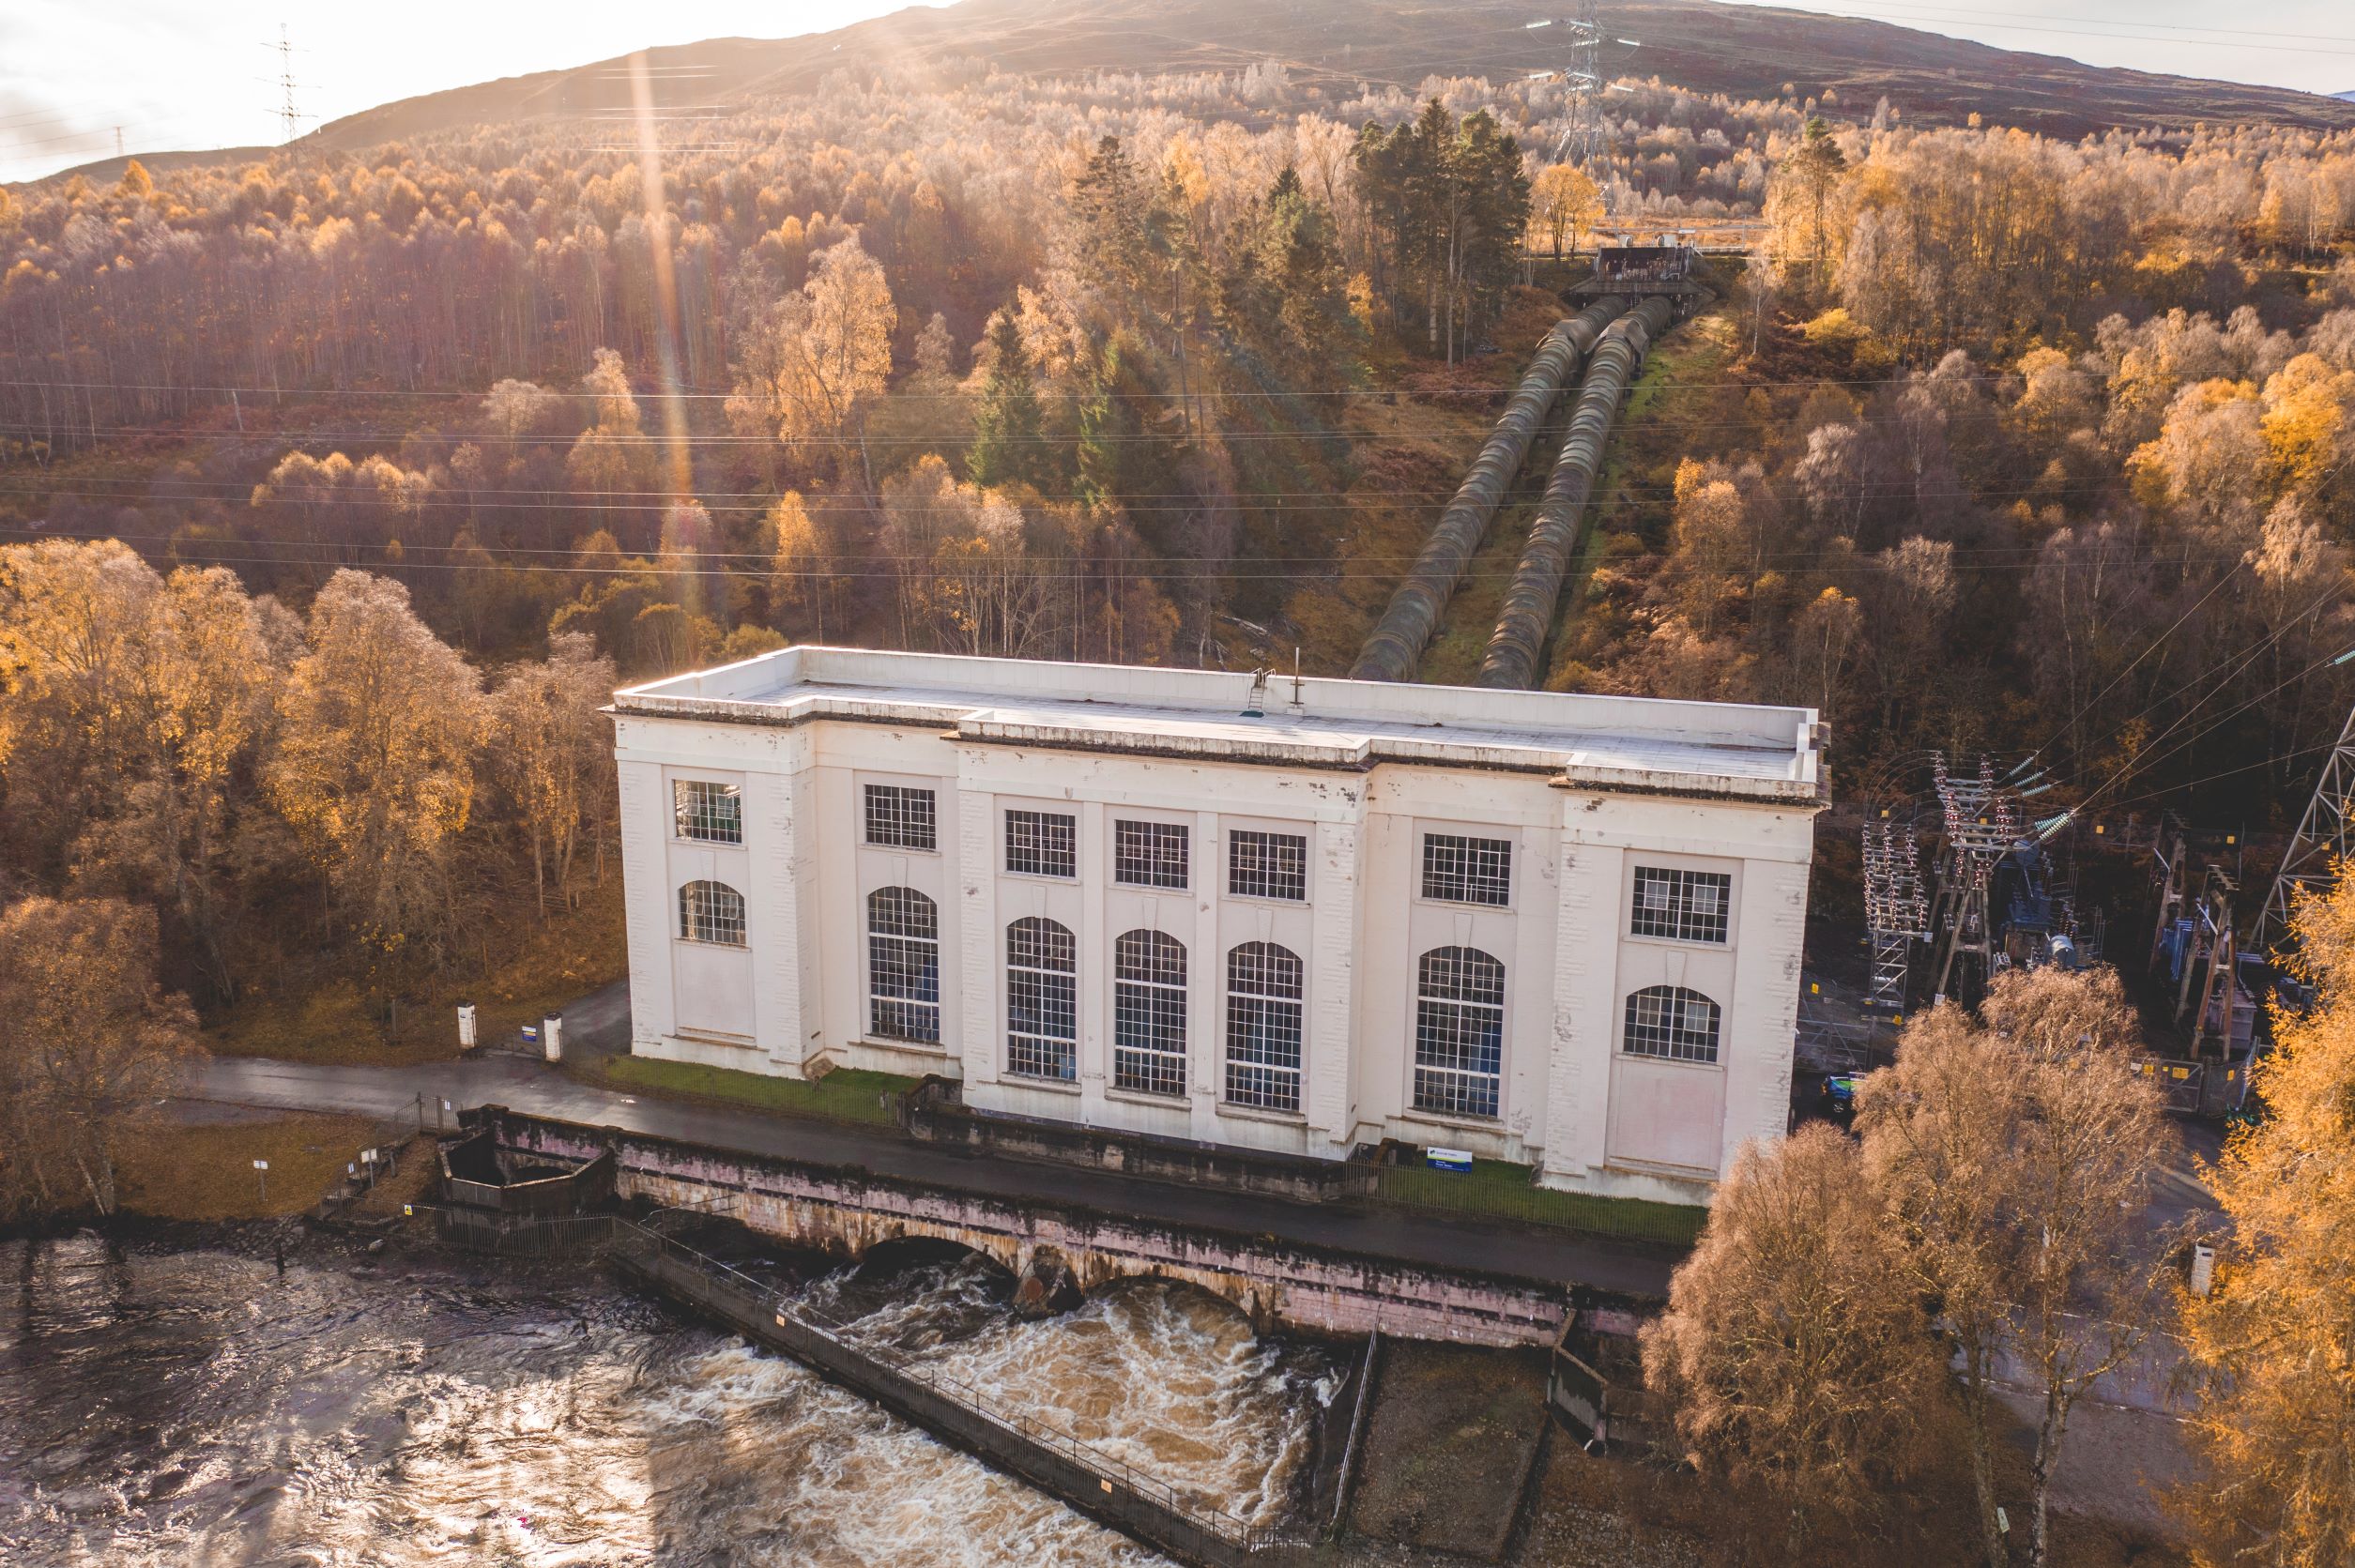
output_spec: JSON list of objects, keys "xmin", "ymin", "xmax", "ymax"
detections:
[{"xmin": 186, "ymin": 1052, "xmax": 1676, "ymax": 1302}]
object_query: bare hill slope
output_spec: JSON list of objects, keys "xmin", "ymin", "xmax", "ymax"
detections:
[{"xmin": 57, "ymin": 0, "xmax": 2355, "ymax": 183}]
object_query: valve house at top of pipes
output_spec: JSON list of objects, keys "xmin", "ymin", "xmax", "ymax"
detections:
[{"xmin": 610, "ymin": 647, "xmax": 1827, "ymax": 1204}]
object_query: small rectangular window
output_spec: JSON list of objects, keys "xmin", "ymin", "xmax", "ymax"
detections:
[
  {"xmin": 1629, "ymin": 867, "xmax": 1733, "ymax": 944},
  {"xmin": 1421, "ymin": 833, "xmax": 1512, "ymax": 906},
  {"xmin": 864, "ymin": 784, "xmax": 937, "ymax": 851},
  {"xmin": 1113, "ymin": 819, "xmax": 1189, "ymax": 890},
  {"xmin": 1005, "ymin": 809, "xmax": 1078, "ymax": 878},
  {"xmin": 674, "ymin": 780, "xmax": 742, "ymax": 844},
  {"xmin": 1228, "ymin": 830, "xmax": 1307, "ymax": 902}
]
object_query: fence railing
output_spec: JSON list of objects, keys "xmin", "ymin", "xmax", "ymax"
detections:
[
  {"xmin": 313, "ymin": 1103, "xmax": 439, "ymax": 1219},
  {"xmin": 437, "ymin": 1208, "xmax": 619, "ymax": 1257}
]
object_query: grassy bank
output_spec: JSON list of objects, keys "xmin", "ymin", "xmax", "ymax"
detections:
[
  {"xmin": 207, "ymin": 878, "xmax": 626, "ymax": 1066},
  {"xmin": 1375, "ymin": 1157, "xmax": 1706, "ymax": 1248},
  {"xmin": 577, "ymin": 1054, "xmax": 913, "ymax": 1129},
  {"xmin": 115, "ymin": 1112, "xmax": 384, "ymax": 1220}
]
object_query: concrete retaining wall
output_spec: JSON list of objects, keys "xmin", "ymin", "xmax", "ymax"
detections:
[
  {"xmin": 898, "ymin": 1080, "xmax": 1377, "ymax": 1203},
  {"xmin": 439, "ymin": 1128, "xmax": 617, "ymax": 1217},
  {"xmin": 474, "ymin": 1107, "xmax": 1596, "ymax": 1347}
]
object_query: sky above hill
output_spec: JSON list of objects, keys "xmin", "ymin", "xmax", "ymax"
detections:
[
  {"xmin": 3, "ymin": 0, "xmax": 2348, "ymax": 185},
  {"xmin": 1719, "ymin": 1, "xmax": 2353, "ymax": 99}
]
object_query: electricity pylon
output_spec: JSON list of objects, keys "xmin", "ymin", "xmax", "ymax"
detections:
[{"xmin": 2252, "ymin": 700, "xmax": 2355, "ymax": 955}]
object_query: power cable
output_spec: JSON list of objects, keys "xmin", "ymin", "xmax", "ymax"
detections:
[
  {"xmin": 2072, "ymin": 630, "xmax": 2355, "ymax": 813},
  {"xmin": 2057, "ymin": 583, "xmax": 2350, "ymax": 814},
  {"xmin": 2019, "ymin": 556, "xmax": 2249, "ymax": 773}
]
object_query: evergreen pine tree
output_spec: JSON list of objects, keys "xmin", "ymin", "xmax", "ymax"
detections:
[
  {"xmin": 968, "ymin": 309, "xmax": 1045, "ymax": 493},
  {"xmin": 1074, "ymin": 340, "xmax": 1124, "ymax": 514}
]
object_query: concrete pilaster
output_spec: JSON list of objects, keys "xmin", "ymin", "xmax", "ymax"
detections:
[
  {"xmin": 1540, "ymin": 832, "xmax": 1623, "ymax": 1187},
  {"xmin": 957, "ymin": 783, "xmax": 999, "ymax": 1088},
  {"xmin": 1308, "ymin": 819, "xmax": 1360, "ymax": 1150},
  {"xmin": 616, "ymin": 758, "xmax": 669, "ymax": 1052},
  {"xmin": 744, "ymin": 767, "xmax": 807, "ymax": 1075}
]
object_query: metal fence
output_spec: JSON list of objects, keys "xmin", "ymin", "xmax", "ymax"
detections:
[
  {"xmin": 1370, "ymin": 1164, "xmax": 1705, "ymax": 1248},
  {"xmin": 313, "ymin": 1104, "xmax": 438, "ymax": 1219},
  {"xmin": 437, "ymin": 1209, "xmax": 619, "ymax": 1257},
  {"xmin": 2132, "ymin": 1055, "xmax": 2250, "ymax": 1118}
]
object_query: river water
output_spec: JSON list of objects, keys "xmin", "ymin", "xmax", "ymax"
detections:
[{"xmin": 0, "ymin": 1229, "xmax": 1340, "ymax": 1566}]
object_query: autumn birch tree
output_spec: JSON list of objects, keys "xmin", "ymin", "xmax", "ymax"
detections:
[
  {"xmin": 1858, "ymin": 968, "xmax": 2173, "ymax": 1568},
  {"xmin": 1643, "ymin": 1122, "xmax": 1947, "ymax": 1527},
  {"xmin": 728, "ymin": 234, "xmax": 895, "ymax": 494},
  {"xmin": 2182, "ymin": 873, "xmax": 2355, "ymax": 1565},
  {"xmin": 266, "ymin": 571, "xmax": 484, "ymax": 972},
  {"xmin": 1528, "ymin": 162, "xmax": 1600, "ymax": 261},
  {"xmin": 0, "ymin": 896, "xmax": 198, "ymax": 1218},
  {"xmin": 486, "ymin": 631, "xmax": 617, "ymax": 921}
]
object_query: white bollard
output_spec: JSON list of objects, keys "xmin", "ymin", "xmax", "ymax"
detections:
[
  {"xmin": 457, "ymin": 1003, "xmax": 477, "ymax": 1050},
  {"xmin": 543, "ymin": 1014, "xmax": 563, "ymax": 1063}
]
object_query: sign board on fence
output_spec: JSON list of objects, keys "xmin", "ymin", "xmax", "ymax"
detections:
[{"xmin": 1425, "ymin": 1147, "xmax": 1474, "ymax": 1173}]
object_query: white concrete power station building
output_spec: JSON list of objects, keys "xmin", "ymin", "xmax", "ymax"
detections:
[{"xmin": 611, "ymin": 647, "xmax": 1825, "ymax": 1203}]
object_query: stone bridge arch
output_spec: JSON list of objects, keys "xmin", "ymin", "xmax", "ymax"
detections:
[{"xmin": 494, "ymin": 1112, "xmax": 1585, "ymax": 1347}]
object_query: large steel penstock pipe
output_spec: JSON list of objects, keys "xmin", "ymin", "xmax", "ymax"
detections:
[
  {"xmin": 1349, "ymin": 297, "xmax": 1627, "ymax": 682},
  {"xmin": 1476, "ymin": 297, "xmax": 1679, "ymax": 690}
]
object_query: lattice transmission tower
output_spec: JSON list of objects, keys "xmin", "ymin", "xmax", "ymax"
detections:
[
  {"xmin": 1529, "ymin": 5, "xmax": 1635, "ymax": 175},
  {"xmin": 267, "ymin": 24, "xmax": 307, "ymax": 147},
  {"xmin": 1861, "ymin": 820, "xmax": 1928, "ymax": 1012},
  {"xmin": 2251, "ymin": 700, "xmax": 2355, "ymax": 956},
  {"xmin": 1558, "ymin": 1, "xmax": 1605, "ymax": 170},
  {"xmin": 1929, "ymin": 754, "xmax": 2019, "ymax": 1004}
]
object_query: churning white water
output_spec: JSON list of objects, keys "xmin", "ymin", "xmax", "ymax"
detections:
[{"xmin": 0, "ymin": 1231, "xmax": 1335, "ymax": 1566}]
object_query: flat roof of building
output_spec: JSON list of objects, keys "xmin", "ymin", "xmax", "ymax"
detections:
[{"xmin": 614, "ymin": 647, "xmax": 1824, "ymax": 804}]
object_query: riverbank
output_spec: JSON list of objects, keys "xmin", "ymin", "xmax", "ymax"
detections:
[
  {"xmin": 111, "ymin": 1105, "xmax": 385, "ymax": 1221},
  {"xmin": 1, "ymin": 1220, "xmax": 1333, "ymax": 1567}
]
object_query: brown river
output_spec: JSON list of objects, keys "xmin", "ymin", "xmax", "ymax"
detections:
[{"xmin": 0, "ymin": 1229, "xmax": 1340, "ymax": 1565}]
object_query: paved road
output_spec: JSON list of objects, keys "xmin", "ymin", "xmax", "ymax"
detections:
[{"xmin": 188, "ymin": 1051, "xmax": 1677, "ymax": 1300}]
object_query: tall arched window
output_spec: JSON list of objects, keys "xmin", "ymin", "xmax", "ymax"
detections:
[
  {"xmin": 1113, "ymin": 930, "xmax": 1187, "ymax": 1097},
  {"xmin": 1413, "ymin": 946, "xmax": 1505, "ymax": 1119},
  {"xmin": 867, "ymin": 887, "xmax": 940, "ymax": 1043},
  {"xmin": 678, "ymin": 880, "xmax": 746, "ymax": 946},
  {"xmin": 1007, "ymin": 917, "xmax": 1078, "ymax": 1082},
  {"xmin": 1622, "ymin": 985, "xmax": 1720, "ymax": 1064},
  {"xmin": 1226, "ymin": 942, "xmax": 1304, "ymax": 1113}
]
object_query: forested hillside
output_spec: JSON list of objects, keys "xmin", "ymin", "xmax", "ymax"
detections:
[{"xmin": 3, "ymin": 18, "xmax": 2354, "ymax": 1049}]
